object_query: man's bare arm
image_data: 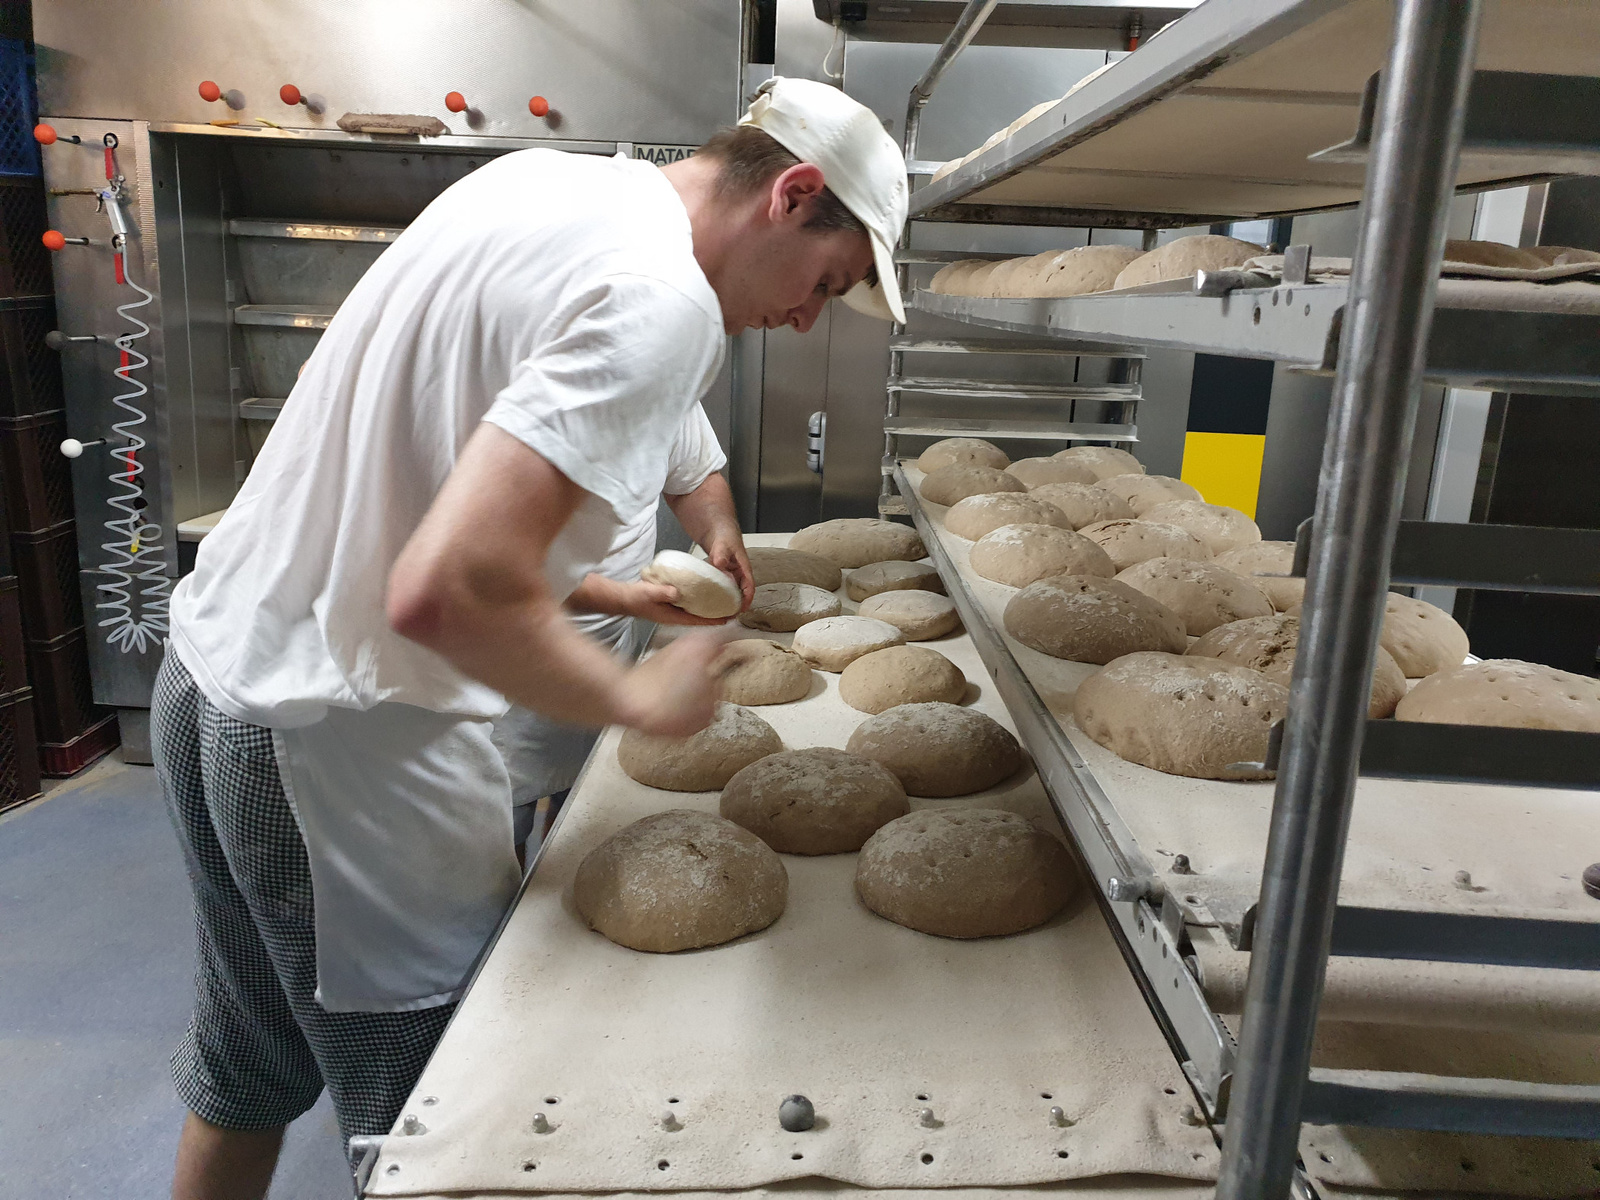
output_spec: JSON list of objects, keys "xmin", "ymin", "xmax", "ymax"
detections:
[
  {"xmin": 666, "ymin": 472, "xmax": 753, "ymax": 608},
  {"xmin": 387, "ymin": 423, "xmax": 723, "ymax": 735},
  {"xmin": 565, "ymin": 572, "xmax": 731, "ymax": 625}
]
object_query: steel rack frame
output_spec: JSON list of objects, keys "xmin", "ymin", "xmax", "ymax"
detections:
[{"xmin": 889, "ymin": 0, "xmax": 1600, "ymax": 1196}]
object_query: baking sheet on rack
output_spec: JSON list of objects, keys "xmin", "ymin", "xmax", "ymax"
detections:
[
  {"xmin": 904, "ymin": 466, "xmax": 1600, "ymax": 932},
  {"xmin": 367, "ymin": 534, "xmax": 1218, "ymax": 1198}
]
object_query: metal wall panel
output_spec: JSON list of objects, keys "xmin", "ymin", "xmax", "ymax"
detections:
[{"xmin": 35, "ymin": 0, "xmax": 741, "ymax": 146}]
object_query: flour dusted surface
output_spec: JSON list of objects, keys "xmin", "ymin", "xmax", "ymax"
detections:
[
  {"xmin": 847, "ymin": 701, "xmax": 1024, "ymax": 797},
  {"xmin": 720, "ymin": 746, "xmax": 908, "ymax": 855},
  {"xmin": 617, "ymin": 702, "xmax": 783, "ymax": 791}
]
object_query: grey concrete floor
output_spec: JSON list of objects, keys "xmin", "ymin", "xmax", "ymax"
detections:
[{"xmin": 0, "ymin": 754, "xmax": 354, "ymax": 1199}]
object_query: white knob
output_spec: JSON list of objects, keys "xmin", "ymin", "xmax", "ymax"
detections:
[{"xmin": 61, "ymin": 438, "xmax": 85, "ymax": 459}]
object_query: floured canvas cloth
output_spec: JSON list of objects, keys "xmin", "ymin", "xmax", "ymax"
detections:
[
  {"xmin": 1244, "ymin": 252, "xmax": 1600, "ymax": 289},
  {"xmin": 367, "ymin": 535, "xmax": 1218, "ymax": 1197},
  {"xmin": 397, "ymin": 1180, "xmax": 1217, "ymax": 1200}
]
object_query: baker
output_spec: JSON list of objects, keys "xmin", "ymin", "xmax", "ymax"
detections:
[{"xmin": 152, "ymin": 77, "xmax": 907, "ymax": 1199}]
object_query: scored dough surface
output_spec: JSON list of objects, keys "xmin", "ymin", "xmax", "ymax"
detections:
[
  {"xmin": 714, "ymin": 639, "xmax": 814, "ymax": 706},
  {"xmin": 844, "ymin": 559, "xmax": 943, "ymax": 602},
  {"xmin": 617, "ymin": 702, "xmax": 783, "ymax": 791},
  {"xmin": 640, "ymin": 550, "xmax": 742, "ymax": 619},
  {"xmin": 1027, "ymin": 482, "xmax": 1136, "ymax": 529},
  {"xmin": 720, "ymin": 747, "xmax": 909, "ymax": 855},
  {"xmin": 855, "ymin": 808, "xmax": 1079, "ymax": 939},
  {"xmin": 1140, "ymin": 500, "xmax": 1261, "ymax": 555},
  {"xmin": 574, "ymin": 809, "xmax": 787, "ymax": 952},
  {"xmin": 789, "ymin": 518, "xmax": 926, "ymax": 568},
  {"xmin": 846, "ymin": 701, "xmax": 1024, "ymax": 797},
  {"xmin": 1073, "ymin": 651, "xmax": 1288, "ymax": 780},
  {"xmin": 1100, "ymin": 473, "xmax": 1204, "ymax": 515},
  {"xmin": 1004, "ymin": 574, "xmax": 1187, "ymax": 664},
  {"xmin": 1188, "ymin": 612, "xmax": 1405, "ymax": 718},
  {"xmin": 970, "ymin": 522, "xmax": 1115, "ymax": 588},
  {"xmin": 1213, "ymin": 541, "xmax": 1302, "ymax": 611},
  {"xmin": 915, "ymin": 436, "xmax": 1008, "ymax": 472},
  {"xmin": 1024, "ymin": 244, "xmax": 1144, "ymax": 298},
  {"xmin": 738, "ymin": 582, "xmax": 842, "ymax": 632},
  {"xmin": 1112, "ymin": 234, "xmax": 1262, "ymax": 289},
  {"xmin": 1004, "ymin": 456, "xmax": 1099, "ymax": 489},
  {"xmin": 1079, "ymin": 518, "xmax": 1212, "ymax": 571},
  {"xmin": 790, "ymin": 615, "xmax": 906, "ymax": 672},
  {"xmin": 1396, "ymin": 658, "xmax": 1600, "ymax": 731},
  {"xmin": 838, "ymin": 644, "xmax": 967, "ymax": 714},
  {"xmin": 1051, "ymin": 445, "xmax": 1144, "ymax": 480},
  {"xmin": 746, "ymin": 545, "xmax": 842, "ymax": 592},
  {"xmin": 855, "ymin": 590, "xmax": 961, "ymax": 640},
  {"xmin": 945, "ymin": 492, "xmax": 1071, "ymax": 540},
  {"xmin": 1377, "ymin": 592, "xmax": 1472, "ymax": 678},
  {"xmin": 1115, "ymin": 556, "xmax": 1273, "ymax": 636},
  {"xmin": 919, "ymin": 464, "xmax": 1027, "ymax": 507}
]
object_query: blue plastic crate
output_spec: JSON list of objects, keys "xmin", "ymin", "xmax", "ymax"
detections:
[{"xmin": 0, "ymin": 38, "xmax": 38, "ymax": 178}]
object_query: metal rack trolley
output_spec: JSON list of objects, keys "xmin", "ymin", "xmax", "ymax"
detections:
[{"xmin": 887, "ymin": 1, "xmax": 1600, "ymax": 1197}]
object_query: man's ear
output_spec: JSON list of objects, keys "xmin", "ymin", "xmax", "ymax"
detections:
[{"xmin": 767, "ymin": 162, "xmax": 828, "ymax": 226}]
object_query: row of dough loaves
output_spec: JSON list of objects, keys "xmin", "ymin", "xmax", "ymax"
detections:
[{"xmin": 929, "ymin": 234, "xmax": 1263, "ymax": 299}]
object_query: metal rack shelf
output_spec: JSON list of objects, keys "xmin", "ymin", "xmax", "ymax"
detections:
[
  {"xmin": 238, "ymin": 397, "xmax": 284, "ymax": 421},
  {"xmin": 884, "ymin": 415, "xmax": 1135, "ymax": 441},
  {"xmin": 231, "ymin": 304, "xmax": 337, "ymax": 330}
]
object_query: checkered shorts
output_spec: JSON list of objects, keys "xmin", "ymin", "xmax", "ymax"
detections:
[{"xmin": 152, "ymin": 649, "xmax": 454, "ymax": 1150}]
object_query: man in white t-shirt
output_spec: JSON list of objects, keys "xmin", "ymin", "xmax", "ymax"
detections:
[{"xmin": 152, "ymin": 78, "xmax": 908, "ymax": 1199}]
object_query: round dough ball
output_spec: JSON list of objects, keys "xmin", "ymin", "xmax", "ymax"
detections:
[
  {"xmin": 1214, "ymin": 541, "xmax": 1302, "ymax": 611},
  {"xmin": 844, "ymin": 559, "xmax": 943, "ymax": 602},
  {"xmin": 715, "ymin": 639, "xmax": 813, "ymax": 706},
  {"xmin": 1396, "ymin": 659, "xmax": 1600, "ymax": 731},
  {"xmin": 1004, "ymin": 456, "xmax": 1099, "ymax": 488},
  {"xmin": 1003, "ymin": 575, "xmax": 1187, "ymax": 664},
  {"xmin": 855, "ymin": 809, "xmax": 1077, "ymax": 938},
  {"xmin": 1051, "ymin": 445, "xmax": 1144, "ymax": 480},
  {"xmin": 969, "ymin": 523, "xmax": 1115, "ymax": 588},
  {"xmin": 857, "ymin": 590, "xmax": 961, "ymax": 640},
  {"xmin": 945, "ymin": 492, "xmax": 1071, "ymax": 540},
  {"xmin": 916, "ymin": 437, "xmax": 1008, "ymax": 473},
  {"xmin": 641, "ymin": 550, "xmax": 742, "ymax": 619},
  {"xmin": 1028, "ymin": 482, "xmax": 1137, "ymax": 529},
  {"xmin": 1027, "ymin": 244, "xmax": 1145, "ymax": 298},
  {"xmin": 1379, "ymin": 592, "xmax": 1472, "ymax": 678},
  {"xmin": 929, "ymin": 258, "xmax": 987, "ymax": 291},
  {"xmin": 920, "ymin": 463, "xmax": 1026, "ymax": 506},
  {"xmin": 1188, "ymin": 612, "xmax": 1405, "ymax": 718},
  {"xmin": 1079, "ymin": 519, "xmax": 1212, "ymax": 571},
  {"xmin": 1115, "ymin": 557, "xmax": 1273, "ymax": 636},
  {"xmin": 1112, "ymin": 234, "xmax": 1263, "ymax": 289},
  {"xmin": 617, "ymin": 703, "xmax": 783, "ymax": 791},
  {"xmin": 1142, "ymin": 500, "xmax": 1262, "ymax": 555},
  {"xmin": 720, "ymin": 747, "xmax": 909, "ymax": 855},
  {"xmin": 790, "ymin": 518, "xmax": 926, "ymax": 568},
  {"xmin": 1100, "ymin": 472, "xmax": 1203, "ymax": 515},
  {"xmin": 747, "ymin": 545, "xmax": 842, "ymax": 592},
  {"xmin": 1443, "ymin": 239, "xmax": 1546, "ymax": 269},
  {"xmin": 1074, "ymin": 652, "xmax": 1287, "ymax": 779},
  {"xmin": 574, "ymin": 810, "xmax": 787, "ymax": 952},
  {"xmin": 739, "ymin": 582, "xmax": 842, "ymax": 632},
  {"xmin": 846, "ymin": 702, "xmax": 1024, "ymax": 797},
  {"xmin": 839, "ymin": 645, "xmax": 967, "ymax": 714},
  {"xmin": 791, "ymin": 615, "xmax": 906, "ymax": 672}
]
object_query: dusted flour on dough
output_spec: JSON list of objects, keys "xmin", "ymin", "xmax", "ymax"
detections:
[
  {"xmin": 970, "ymin": 522, "xmax": 1115, "ymax": 588},
  {"xmin": 839, "ymin": 644, "xmax": 967, "ymax": 714},
  {"xmin": 1141, "ymin": 500, "xmax": 1261, "ymax": 556},
  {"xmin": 846, "ymin": 701, "xmax": 1023, "ymax": 797},
  {"xmin": 1079, "ymin": 519, "xmax": 1212, "ymax": 571},
  {"xmin": 714, "ymin": 639, "xmax": 813, "ymax": 706},
  {"xmin": 945, "ymin": 492, "xmax": 1072, "ymax": 540},
  {"xmin": 791, "ymin": 615, "xmax": 906, "ymax": 672},
  {"xmin": 1397, "ymin": 659, "xmax": 1600, "ymax": 731},
  {"xmin": 790, "ymin": 518, "xmax": 926, "ymax": 568},
  {"xmin": 721, "ymin": 747, "xmax": 909, "ymax": 855},
  {"xmin": 844, "ymin": 559, "xmax": 943, "ymax": 602},
  {"xmin": 1003, "ymin": 574, "xmax": 1187, "ymax": 663},
  {"xmin": 1027, "ymin": 482, "xmax": 1136, "ymax": 530},
  {"xmin": 915, "ymin": 437, "xmax": 1008, "ymax": 472},
  {"xmin": 1213, "ymin": 541, "xmax": 1302, "ymax": 611},
  {"xmin": 920, "ymin": 464, "xmax": 1026, "ymax": 507},
  {"xmin": 1115, "ymin": 556, "xmax": 1273, "ymax": 637},
  {"xmin": 856, "ymin": 589, "xmax": 961, "ymax": 641},
  {"xmin": 1188, "ymin": 612, "xmax": 1405, "ymax": 718},
  {"xmin": 738, "ymin": 582, "xmax": 842, "ymax": 633},
  {"xmin": 617, "ymin": 703, "xmax": 783, "ymax": 791}
]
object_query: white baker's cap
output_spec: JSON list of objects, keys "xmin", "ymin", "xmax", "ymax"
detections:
[{"xmin": 738, "ymin": 76, "xmax": 908, "ymax": 323}]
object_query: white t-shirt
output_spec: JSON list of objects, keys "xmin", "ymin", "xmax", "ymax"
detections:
[
  {"xmin": 163, "ymin": 150, "xmax": 727, "ymax": 1012},
  {"xmin": 170, "ymin": 149, "xmax": 725, "ymax": 729}
]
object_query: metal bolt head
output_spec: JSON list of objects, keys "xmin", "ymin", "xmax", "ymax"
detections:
[
  {"xmin": 1170, "ymin": 854, "xmax": 1194, "ymax": 875},
  {"xmin": 400, "ymin": 1113, "xmax": 426, "ymax": 1135},
  {"xmin": 531, "ymin": 1112, "xmax": 552, "ymax": 1134},
  {"xmin": 1584, "ymin": 863, "xmax": 1600, "ymax": 900},
  {"xmin": 918, "ymin": 1107, "xmax": 938, "ymax": 1128},
  {"xmin": 1049, "ymin": 1105, "xmax": 1072, "ymax": 1127},
  {"xmin": 1106, "ymin": 877, "xmax": 1144, "ymax": 903},
  {"xmin": 779, "ymin": 1095, "xmax": 815, "ymax": 1132},
  {"xmin": 660, "ymin": 1109, "xmax": 680, "ymax": 1131}
]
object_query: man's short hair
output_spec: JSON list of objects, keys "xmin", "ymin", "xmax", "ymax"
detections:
[{"xmin": 696, "ymin": 125, "xmax": 867, "ymax": 235}]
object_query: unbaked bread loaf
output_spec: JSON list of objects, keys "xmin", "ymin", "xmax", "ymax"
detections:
[
  {"xmin": 855, "ymin": 808, "xmax": 1077, "ymax": 938},
  {"xmin": 929, "ymin": 258, "xmax": 987, "ymax": 291},
  {"xmin": 1115, "ymin": 557, "xmax": 1273, "ymax": 636},
  {"xmin": 844, "ymin": 559, "xmax": 943, "ymax": 602},
  {"xmin": 1396, "ymin": 659, "xmax": 1600, "ymax": 731},
  {"xmin": 715, "ymin": 639, "xmax": 814, "ymax": 706},
  {"xmin": 1524, "ymin": 245, "xmax": 1600, "ymax": 267},
  {"xmin": 641, "ymin": 550, "xmax": 742, "ymax": 619},
  {"xmin": 738, "ymin": 582, "xmax": 841, "ymax": 632},
  {"xmin": 839, "ymin": 644, "xmax": 967, "ymax": 714},
  {"xmin": 790, "ymin": 518, "xmax": 926, "ymax": 568},
  {"xmin": 920, "ymin": 463, "xmax": 1026, "ymax": 506},
  {"xmin": 1028, "ymin": 482, "xmax": 1136, "ymax": 529},
  {"xmin": 574, "ymin": 810, "xmax": 787, "ymax": 952},
  {"xmin": 1213, "ymin": 541, "xmax": 1302, "ymax": 611},
  {"xmin": 916, "ymin": 437, "xmax": 1008, "ymax": 472},
  {"xmin": 1073, "ymin": 652, "xmax": 1288, "ymax": 779},
  {"xmin": 1004, "ymin": 456, "xmax": 1098, "ymax": 489},
  {"xmin": 1379, "ymin": 592, "xmax": 1471, "ymax": 677},
  {"xmin": 1141, "ymin": 500, "xmax": 1262, "ymax": 555},
  {"xmin": 945, "ymin": 492, "xmax": 1071, "ymax": 540},
  {"xmin": 846, "ymin": 702, "xmax": 1024, "ymax": 797},
  {"xmin": 1079, "ymin": 518, "xmax": 1212, "ymax": 571},
  {"xmin": 790, "ymin": 614, "xmax": 905, "ymax": 672},
  {"xmin": 1443, "ymin": 239, "xmax": 1546, "ymax": 269},
  {"xmin": 1027, "ymin": 244, "xmax": 1145, "ymax": 297},
  {"xmin": 1100, "ymin": 472, "xmax": 1203, "ymax": 515},
  {"xmin": 720, "ymin": 747, "xmax": 908, "ymax": 855},
  {"xmin": 1052, "ymin": 445, "xmax": 1144, "ymax": 480},
  {"xmin": 856, "ymin": 590, "xmax": 961, "ymax": 640},
  {"xmin": 1188, "ymin": 612, "xmax": 1406, "ymax": 718},
  {"xmin": 747, "ymin": 545, "xmax": 843, "ymax": 592},
  {"xmin": 1003, "ymin": 574, "xmax": 1187, "ymax": 663},
  {"xmin": 969, "ymin": 522, "xmax": 1115, "ymax": 587},
  {"xmin": 1113, "ymin": 234, "xmax": 1263, "ymax": 290},
  {"xmin": 617, "ymin": 703, "xmax": 783, "ymax": 791}
]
